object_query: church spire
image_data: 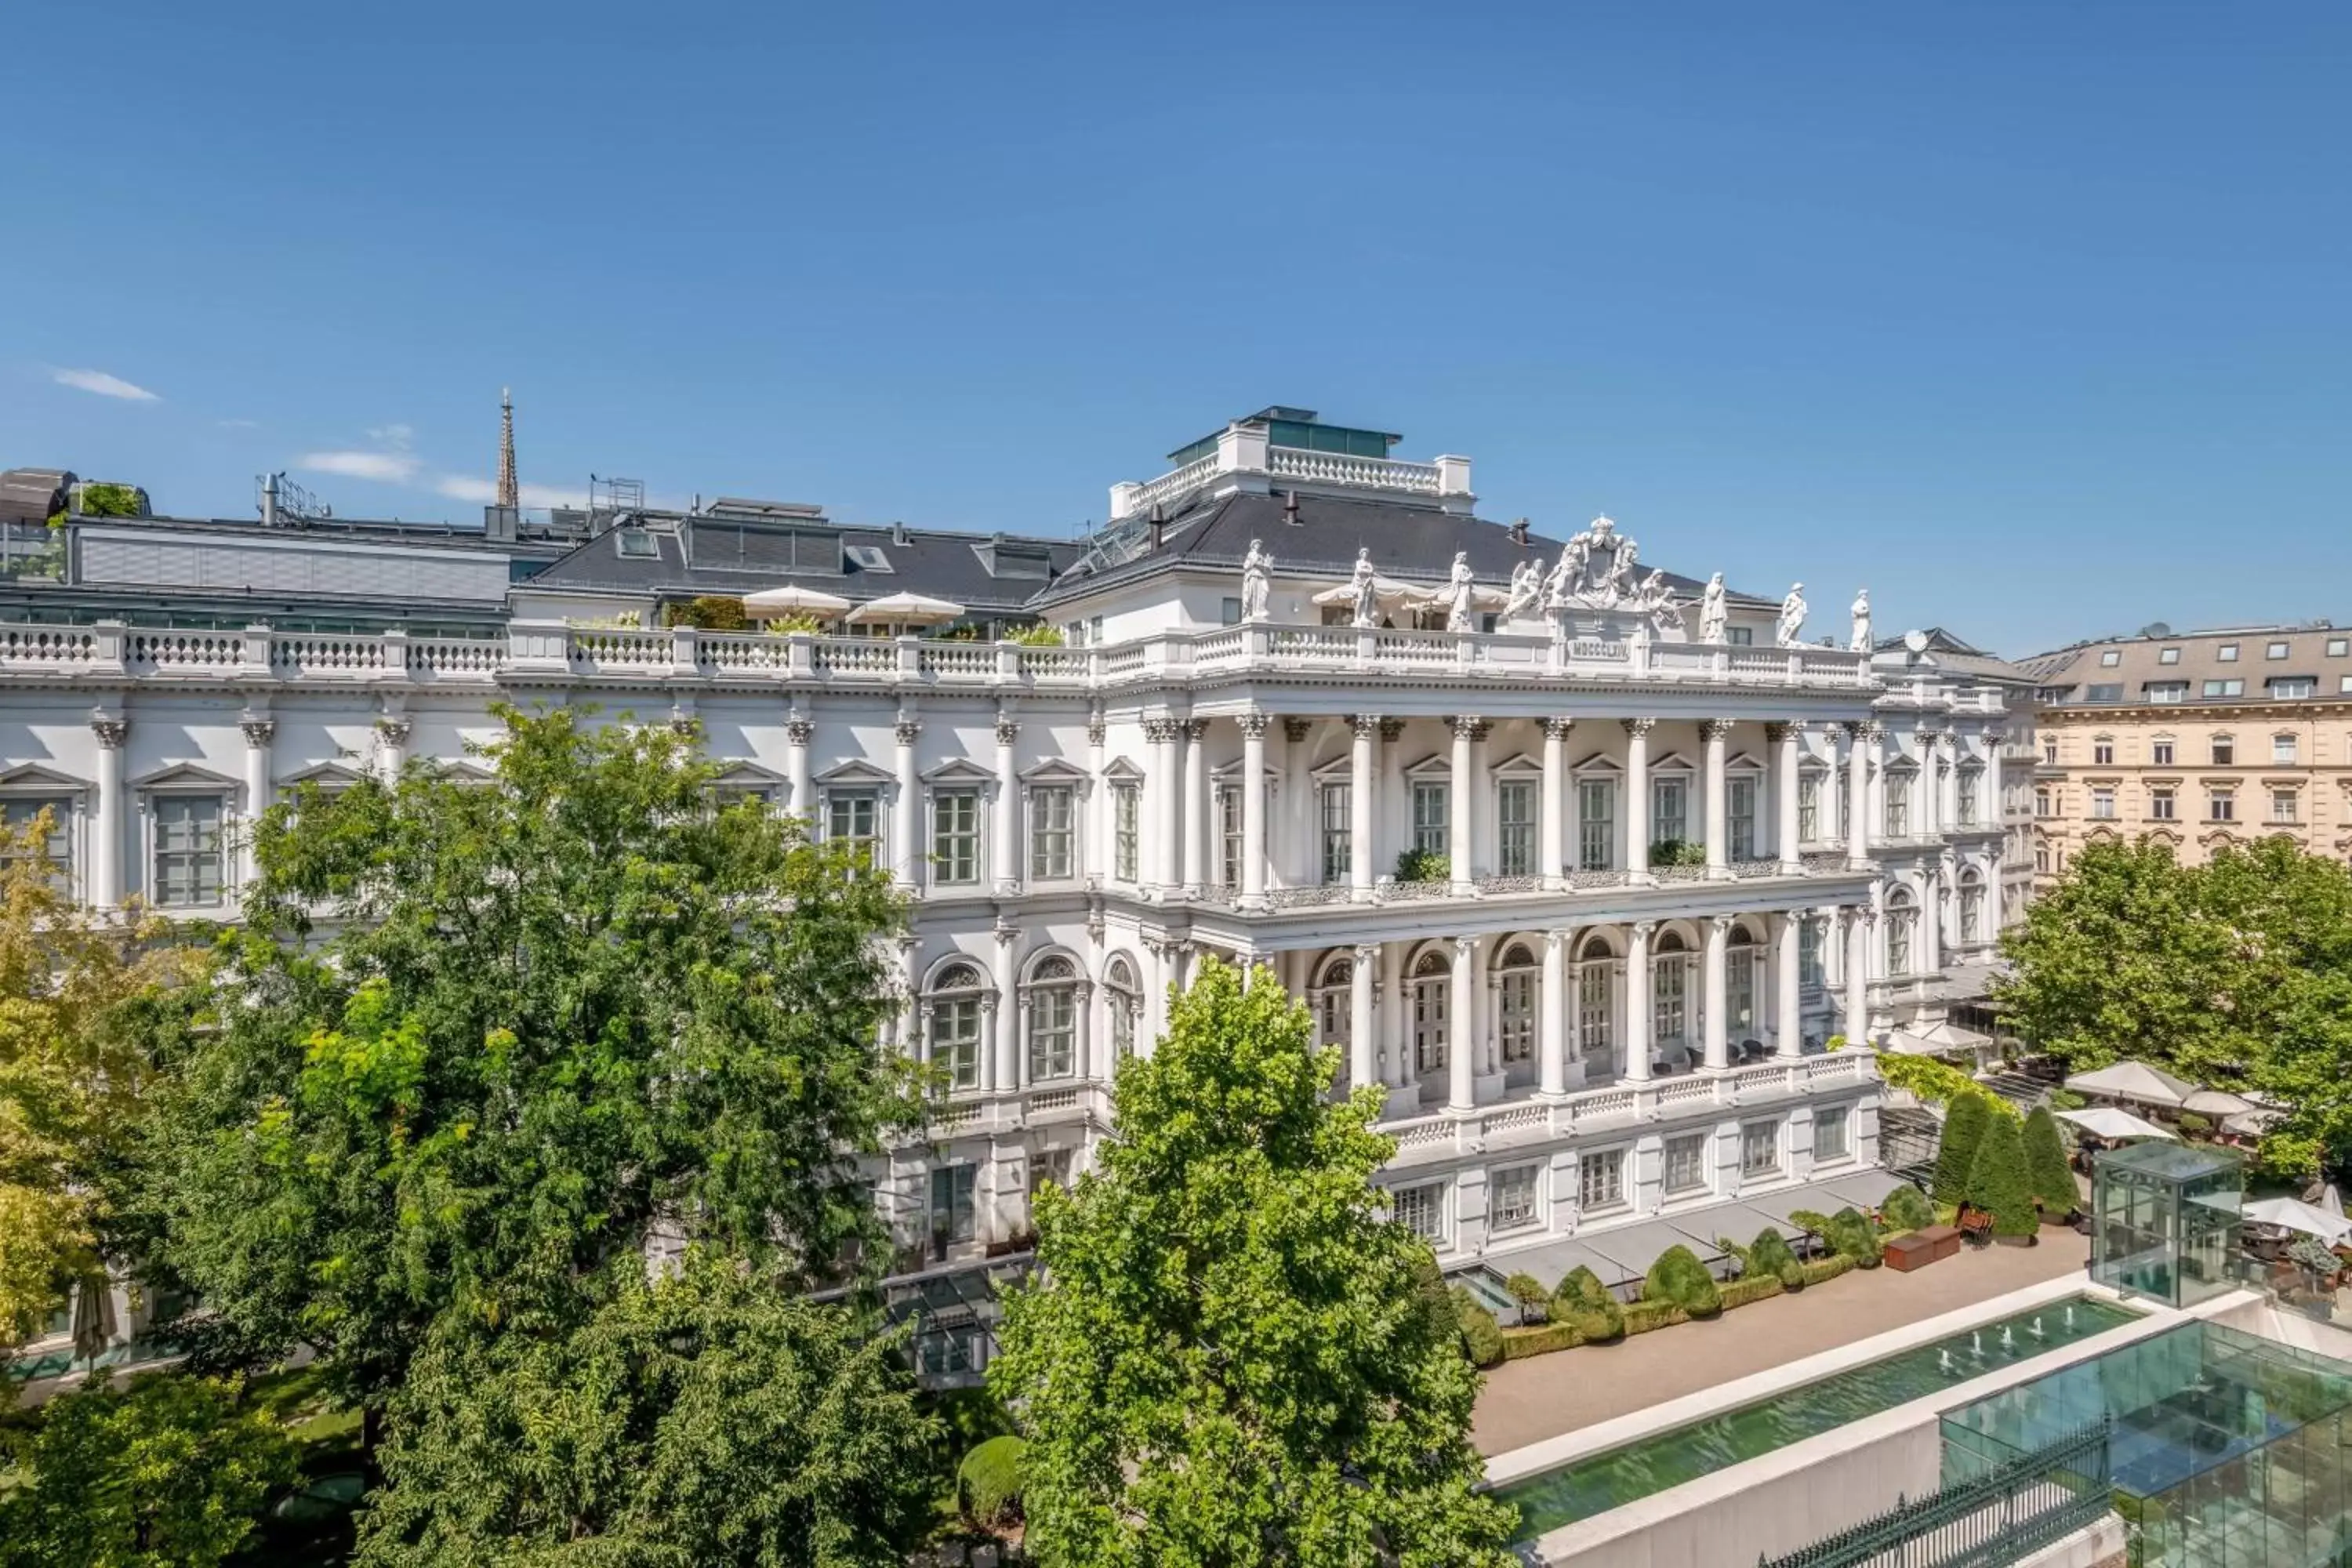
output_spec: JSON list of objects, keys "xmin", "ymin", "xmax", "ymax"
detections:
[{"xmin": 495, "ymin": 387, "xmax": 518, "ymax": 510}]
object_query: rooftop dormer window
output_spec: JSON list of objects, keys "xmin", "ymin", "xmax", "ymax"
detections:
[{"xmin": 615, "ymin": 528, "xmax": 658, "ymax": 559}]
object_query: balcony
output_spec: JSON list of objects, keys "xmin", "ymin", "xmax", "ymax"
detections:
[
  {"xmin": 0, "ymin": 618, "xmax": 1876, "ymax": 697},
  {"xmin": 1381, "ymin": 1051, "xmax": 1877, "ymax": 1167}
]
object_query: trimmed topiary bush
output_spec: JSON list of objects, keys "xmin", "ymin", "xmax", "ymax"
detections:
[
  {"xmin": 2022, "ymin": 1105, "xmax": 2078, "ymax": 1218},
  {"xmin": 1969, "ymin": 1112, "xmax": 2038, "ymax": 1240},
  {"xmin": 1882, "ymin": 1181, "xmax": 1934, "ymax": 1232},
  {"xmin": 1451, "ymin": 1287, "xmax": 1507, "ymax": 1367},
  {"xmin": 1642, "ymin": 1244, "xmax": 1724, "ymax": 1318},
  {"xmin": 1504, "ymin": 1272, "xmax": 1551, "ymax": 1323},
  {"xmin": 958, "ymin": 1434, "xmax": 1028, "ymax": 1527},
  {"xmin": 1935, "ymin": 1092, "xmax": 1994, "ymax": 1207},
  {"xmin": 1552, "ymin": 1265, "xmax": 1625, "ymax": 1342},
  {"xmin": 1748, "ymin": 1228, "xmax": 1799, "ymax": 1277},
  {"xmin": 1815, "ymin": 1207, "xmax": 1881, "ymax": 1267}
]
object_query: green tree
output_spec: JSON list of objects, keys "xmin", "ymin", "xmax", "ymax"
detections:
[
  {"xmin": 989, "ymin": 958, "xmax": 1515, "ymax": 1568},
  {"xmin": 0, "ymin": 808, "xmax": 202, "ymax": 1342},
  {"xmin": 75, "ymin": 483, "xmax": 144, "ymax": 519},
  {"xmin": 125, "ymin": 706, "xmax": 916, "ymax": 1427},
  {"xmin": 2021, "ymin": 1106, "xmax": 2078, "ymax": 1215},
  {"xmin": 1969, "ymin": 1113, "xmax": 2037, "ymax": 1239},
  {"xmin": 1933, "ymin": 1092, "xmax": 1993, "ymax": 1208},
  {"xmin": 1642, "ymin": 1244, "xmax": 1722, "ymax": 1317},
  {"xmin": 354, "ymin": 1253, "xmax": 938, "ymax": 1566},
  {"xmin": 0, "ymin": 1371, "xmax": 296, "ymax": 1568}
]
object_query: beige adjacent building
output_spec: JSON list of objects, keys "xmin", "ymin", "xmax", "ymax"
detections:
[{"xmin": 2018, "ymin": 621, "xmax": 2352, "ymax": 880}]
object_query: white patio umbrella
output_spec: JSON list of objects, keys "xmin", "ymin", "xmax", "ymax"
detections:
[
  {"xmin": 843, "ymin": 591, "xmax": 966, "ymax": 629},
  {"xmin": 2224, "ymin": 1107, "xmax": 2288, "ymax": 1138},
  {"xmin": 2063, "ymin": 1061, "xmax": 2198, "ymax": 1109},
  {"xmin": 741, "ymin": 583, "xmax": 852, "ymax": 619},
  {"xmin": 2182, "ymin": 1088, "xmax": 2257, "ymax": 1118},
  {"xmin": 1881, "ymin": 1019, "xmax": 1992, "ymax": 1056},
  {"xmin": 2056, "ymin": 1105, "xmax": 2179, "ymax": 1142},
  {"xmin": 1309, "ymin": 575, "xmax": 1421, "ymax": 611},
  {"xmin": 2242, "ymin": 1196, "xmax": 2352, "ymax": 1245}
]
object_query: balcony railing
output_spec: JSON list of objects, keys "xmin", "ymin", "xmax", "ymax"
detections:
[{"xmin": 0, "ymin": 618, "xmax": 1877, "ymax": 695}]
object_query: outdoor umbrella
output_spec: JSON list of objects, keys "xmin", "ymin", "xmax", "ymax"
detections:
[
  {"xmin": 843, "ymin": 592, "xmax": 966, "ymax": 629},
  {"xmin": 1882, "ymin": 1019, "xmax": 1992, "ymax": 1056},
  {"xmin": 1308, "ymin": 575, "xmax": 1422, "ymax": 612},
  {"xmin": 2055, "ymin": 1105, "xmax": 2179, "ymax": 1142},
  {"xmin": 2225, "ymin": 1107, "xmax": 2287, "ymax": 1138},
  {"xmin": 2242, "ymin": 1196, "xmax": 2352, "ymax": 1246},
  {"xmin": 2063, "ymin": 1061, "xmax": 2197, "ymax": 1109},
  {"xmin": 741, "ymin": 583, "xmax": 852, "ymax": 619},
  {"xmin": 2182, "ymin": 1088, "xmax": 2256, "ymax": 1118},
  {"xmin": 70, "ymin": 1274, "xmax": 117, "ymax": 1371}
]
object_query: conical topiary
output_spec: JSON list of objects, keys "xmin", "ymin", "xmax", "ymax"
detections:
[
  {"xmin": 2021, "ymin": 1105, "xmax": 2078, "ymax": 1218},
  {"xmin": 1969, "ymin": 1110, "xmax": 2037, "ymax": 1239},
  {"xmin": 1934, "ymin": 1091, "xmax": 1993, "ymax": 1207}
]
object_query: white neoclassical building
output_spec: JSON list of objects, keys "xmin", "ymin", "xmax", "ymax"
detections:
[{"xmin": 0, "ymin": 408, "xmax": 2019, "ymax": 1371}]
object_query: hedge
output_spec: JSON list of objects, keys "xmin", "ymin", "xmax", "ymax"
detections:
[
  {"xmin": 1719, "ymin": 1275, "xmax": 1785, "ymax": 1310},
  {"xmin": 1501, "ymin": 1321, "xmax": 1586, "ymax": 1359},
  {"xmin": 1451, "ymin": 1286, "xmax": 1507, "ymax": 1367},
  {"xmin": 1882, "ymin": 1182, "xmax": 1935, "ymax": 1232},
  {"xmin": 958, "ymin": 1435, "xmax": 1028, "ymax": 1527},
  {"xmin": 1801, "ymin": 1254, "xmax": 1857, "ymax": 1287},
  {"xmin": 1623, "ymin": 1299, "xmax": 1691, "ymax": 1335},
  {"xmin": 1642, "ymin": 1244, "xmax": 1723, "ymax": 1318}
]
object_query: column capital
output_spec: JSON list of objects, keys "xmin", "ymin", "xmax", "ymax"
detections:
[
  {"xmin": 1764, "ymin": 721, "xmax": 1799, "ymax": 744},
  {"xmin": 1452, "ymin": 934, "xmax": 1477, "ymax": 959},
  {"xmin": 995, "ymin": 716, "xmax": 1022, "ymax": 746},
  {"xmin": 1240, "ymin": 711, "xmax": 1272, "ymax": 740},
  {"xmin": 993, "ymin": 918, "xmax": 1020, "ymax": 946},
  {"xmin": 1086, "ymin": 717, "xmax": 1108, "ymax": 747},
  {"xmin": 786, "ymin": 718, "xmax": 815, "ymax": 746},
  {"xmin": 1708, "ymin": 913, "xmax": 1735, "ymax": 937},
  {"xmin": 1543, "ymin": 716, "xmax": 1575, "ymax": 739},
  {"xmin": 1352, "ymin": 942, "xmax": 1381, "ymax": 965},
  {"xmin": 895, "ymin": 717, "xmax": 924, "ymax": 746},
  {"xmin": 1348, "ymin": 713, "xmax": 1381, "ymax": 740},
  {"xmin": 374, "ymin": 715, "xmax": 412, "ymax": 745},
  {"xmin": 1917, "ymin": 727, "xmax": 1944, "ymax": 749},
  {"xmin": 1142, "ymin": 717, "xmax": 1180, "ymax": 744},
  {"xmin": 1845, "ymin": 719, "xmax": 1882, "ymax": 741},
  {"xmin": 1544, "ymin": 927, "xmax": 1573, "ymax": 951},
  {"xmin": 1181, "ymin": 719, "xmax": 1209, "ymax": 742},
  {"xmin": 1700, "ymin": 719, "xmax": 1734, "ymax": 742},
  {"xmin": 1450, "ymin": 714, "xmax": 1487, "ymax": 740},
  {"xmin": 1377, "ymin": 717, "xmax": 1406, "ymax": 743},
  {"xmin": 1282, "ymin": 717, "xmax": 1312, "ymax": 744},
  {"xmin": 90, "ymin": 715, "xmax": 129, "ymax": 749},
  {"xmin": 239, "ymin": 716, "xmax": 277, "ymax": 748},
  {"xmin": 1630, "ymin": 920, "xmax": 1657, "ymax": 942},
  {"xmin": 1623, "ymin": 717, "xmax": 1657, "ymax": 738},
  {"xmin": 1785, "ymin": 906, "xmax": 1815, "ymax": 924}
]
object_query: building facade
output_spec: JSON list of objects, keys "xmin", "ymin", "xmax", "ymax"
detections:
[
  {"xmin": 2020, "ymin": 622, "xmax": 2352, "ymax": 882},
  {"xmin": 1, "ymin": 407, "xmax": 2016, "ymax": 1372}
]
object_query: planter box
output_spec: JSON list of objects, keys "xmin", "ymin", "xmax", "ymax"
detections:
[
  {"xmin": 1916, "ymin": 1223, "xmax": 1963, "ymax": 1261},
  {"xmin": 1883, "ymin": 1233, "xmax": 1940, "ymax": 1272}
]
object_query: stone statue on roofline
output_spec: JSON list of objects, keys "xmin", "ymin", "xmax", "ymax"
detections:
[
  {"xmin": 1635, "ymin": 569, "xmax": 1686, "ymax": 640},
  {"xmin": 1697, "ymin": 572, "xmax": 1728, "ymax": 644},
  {"xmin": 1240, "ymin": 539, "xmax": 1272, "ymax": 622},
  {"xmin": 1602, "ymin": 535, "xmax": 1639, "ymax": 608},
  {"xmin": 1849, "ymin": 587, "xmax": 1872, "ymax": 653},
  {"xmin": 1442, "ymin": 551, "xmax": 1477, "ymax": 633},
  {"xmin": 1541, "ymin": 540, "xmax": 1581, "ymax": 612},
  {"xmin": 1504, "ymin": 558, "xmax": 1542, "ymax": 622},
  {"xmin": 1348, "ymin": 547, "xmax": 1381, "ymax": 629},
  {"xmin": 1777, "ymin": 583, "xmax": 1809, "ymax": 648}
]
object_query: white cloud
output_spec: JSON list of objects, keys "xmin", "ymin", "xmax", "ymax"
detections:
[
  {"xmin": 434, "ymin": 474, "xmax": 589, "ymax": 510},
  {"xmin": 53, "ymin": 368, "xmax": 159, "ymax": 401},
  {"xmin": 299, "ymin": 449, "xmax": 423, "ymax": 483},
  {"xmin": 365, "ymin": 423, "xmax": 415, "ymax": 448}
]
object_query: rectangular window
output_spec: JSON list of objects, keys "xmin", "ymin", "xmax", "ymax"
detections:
[
  {"xmin": 2092, "ymin": 740, "xmax": 2114, "ymax": 765},
  {"xmin": 2331, "ymin": 638, "xmax": 2349, "ymax": 658},
  {"xmin": 1319, "ymin": 782, "xmax": 1352, "ymax": 884},
  {"xmin": 1798, "ymin": 918, "xmax": 1824, "ymax": 989},
  {"xmin": 2212, "ymin": 736, "xmax": 2235, "ymax": 766},
  {"xmin": 1884, "ymin": 774, "xmax": 1910, "ymax": 838},
  {"xmin": 1798, "ymin": 773, "xmax": 1821, "ymax": 843},
  {"xmin": 1578, "ymin": 1151, "xmax": 1624, "ymax": 1210},
  {"xmin": 827, "ymin": 789, "xmax": 879, "ymax": 862},
  {"xmin": 2091, "ymin": 788, "xmax": 2115, "ymax": 820},
  {"xmin": 928, "ymin": 1165, "xmax": 977, "ymax": 1253},
  {"xmin": 1664, "ymin": 1133, "xmax": 1708, "ymax": 1195},
  {"xmin": 2147, "ymin": 681, "xmax": 2186, "ymax": 703},
  {"xmin": 1113, "ymin": 784, "xmax": 1139, "ymax": 882},
  {"xmin": 2159, "ymin": 646, "xmax": 2182, "ymax": 664},
  {"xmin": 2152, "ymin": 739, "xmax": 2174, "ymax": 765},
  {"xmin": 1740, "ymin": 1120, "xmax": 1781, "ymax": 1177},
  {"xmin": 1577, "ymin": 779, "xmax": 1614, "ymax": 870},
  {"xmin": 2034, "ymin": 788, "xmax": 2053, "ymax": 818},
  {"xmin": 1957, "ymin": 769, "xmax": 1980, "ymax": 827},
  {"xmin": 2099, "ymin": 649, "xmax": 2122, "ymax": 666},
  {"xmin": 1728, "ymin": 776, "xmax": 1757, "ymax": 860},
  {"xmin": 1652, "ymin": 776, "xmax": 1688, "ymax": 844},
  {"xmin": 2203, "ymin": 679, "xmax": 2245, "ymax": 697},
  {"xmin": 2209, "ymin": 788, "xmax": 2236, "ymax": 822},
  {"xmin": 2272, "ymin": 789, "xmax": 2299, "ymax": 824},
  {"xmin": 1815, "ymin": 1107, "xmax": 1850, "ymax": 1163},
  {"xmin": 2150, "ymin": 788, "xmax": 2176, "ymax": 822},
  {"xmin": 0, "ymin": 797, "xmax": 72, "ymax": 891},
  {"xmin": 1217, "ymin": 786, "xmax": 1242, "ymax": 888},
  {"xmin": 2086, "ymin": 684, "xmax": 2123, "ymax": 703},
  {"xmin": 2218, "ymin": 643, "xmax": 2240, "ymax": 662},
  {"xmin": 2268, "ymin": 641, "xmax": 2291, "ymax": 659},
  {"xmin": 1490, "ymin": 1165, "xmax": 1539, "ymax": 1230},
  {"xmin": 2274, "ymin": 734, "xmax": 2299, "ymax": 764},
  {"xmin": 1028, "ymin": 984, "xmax": 1075, "ymax": 1080},
  {"xmin": 1393, "ymin": 1182, "xmax": 1446, "ymax": 1242},
  {"xmin": 151, "ymin": 794, "xmax": 225, "ymax": 907},
  {"xmin": 2272, "ymin": 679, "xmax": 2314, "ymax": 700},
  {"xmin": 1496, "ymin": 780, "xmax": 1534, "ymax": 876},
  {"xmin": 1411, "ymin": 782, "xmax": 1449, "ymax": 855},
  {"xmin": 1220, "ymin": 597, "xmax": 1243, "ymax": 626},
  {"xmin": 2042, "ymin": 739, "xmax": 2058, "ymax": 765},
  {"xmin": 932, "ymin": 790, "xmax": 980, "ymax": 884},
  {"xmin": 1726, "ymin": 625, "xmax": 1753, "ymax": 646},
  {"xmin": 1029, "ymin": 785, "xmax": 1073, "ymax": 880},
  {"xmin": 932, "ymin": 997, "xmax": 982, "ymax": 1090}
]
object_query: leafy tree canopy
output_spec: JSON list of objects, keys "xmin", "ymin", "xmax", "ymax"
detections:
[
  {"xmin": 0, "ymin": 808, "xmax": 203, "ymax": 1342},
  {"xmin": 1998, "ymin": 837, "xmax": 2352, "ymax": 1173},
  {"xmin": 354, "ymin": 1252, "xmax": 938, "ymax": 1568},
  {"xmin": 124, "ymin": 705, "xmax": 917, "ymax": 1413},
  {"xmin": 0, "ymin": 1371, "xmax": 296, "ymax": 1568},
  {"xmin": 989, "ymin": 958, "xmax": 1516, "ymax": 1568}
]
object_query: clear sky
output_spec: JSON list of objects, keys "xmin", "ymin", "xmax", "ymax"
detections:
[{"xmin": 5, "ymin": 2, "xmax": 2345, "ymax": 657}]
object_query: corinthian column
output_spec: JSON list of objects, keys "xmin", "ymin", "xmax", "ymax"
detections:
[
  {"xmin": 90, "ymin": 714, "xmax": 127, "ymax": 910},
  {"xmin": 1348, "ymin": 715, "xmax": 1377, "ymax": 901},
  {"xmin": 1541, "ymin": 717, "xmax": 1570, "ymax": 890},
  {"xmin": 1240, "ymin": 711, "xmax": 1269, "ymax": 909},
  {"xmin": 1702, "ymin": 719, "xmax": 1731, "ymax": 877},
  {"xmin": 1769, "ymin": 722, "xmax": 1802, "ymax": 873}
]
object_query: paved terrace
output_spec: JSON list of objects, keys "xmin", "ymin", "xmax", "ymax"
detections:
[{"xmin": 1472, "ymin": 1230, "xmax": 2092, "ymax": 1456}]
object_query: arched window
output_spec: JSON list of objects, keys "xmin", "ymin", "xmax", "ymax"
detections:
[
  {"xmin": 1025, "ymin": 956, "xmax": 1078, "ymax": 1082},
  {"xmin": 1885, "ymin": 891, "xmax": 1917, "ymax": 978},
  {"xmin": 1653, "ymin": 930, "xmax": 1689, "ymax": 1047},
  {"xmin": 927, "ymin": 961, "xmax": 987, "ymax": 1091},
  {"xmin": 1726, "ymin": 925, "xmax": 1758, "ymax": 1039},
  {"xmin": 1959, "ymin": 871, "xmax": 1986, "ymax": 946},
  {"xmin": 1574, "ymin": 932, "xmax": 1615, "ymax": 1073},
  {"xmin": 1412, "ymin": 949, "xmax": 1450, "ymax": 1075},
  {"xmin": 1104, "ymin": 955, "xmax": 1138, "ymax": 1065},
  {"xmin": 1311, "ymin": 953, "xmax": 1354, "ymax": 1091},
  {"xmin": 1496, "ymin": 942, "xmax": 1537, "ymax": 1066}
]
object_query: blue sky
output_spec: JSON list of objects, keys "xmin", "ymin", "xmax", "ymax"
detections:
[{"xmin": 5, "ymin": 2, "xmax": 2345, "ymax": 657}]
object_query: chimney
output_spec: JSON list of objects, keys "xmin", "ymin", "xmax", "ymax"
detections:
[
  {"xmin": 1282, "ymin": 489, "xmax": 1301, "ymax": 528},
  {"xmin": 260, "ymin": 471, "xmax": 279, "ymax": 529},
  {"xmin": 1147, "ymin": 504, "xmax": 1165, "ymax": 553},
  {"xmin": 1509, "ymin": 516, "xmax": 1530, "ymax": 546},
  {"xmin": 892, "ymin": 520, "xmax": 910, "ymax": 547}
]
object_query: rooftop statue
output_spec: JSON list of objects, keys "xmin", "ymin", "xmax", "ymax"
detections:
[
  {"xmin": 1349, "ymin": 547, "xmax": 1381, "ymax": 629},
  {"xmin": 1441, "ymin": 551, "xmax": 1478, "ymax": 633},
  {"xmin": 1777, "ymin": 583, "xmax": 1809, "ymax": 648},
  {"xmin": 1849, "ymin": 587, "xmax": 1871, "ymax": 654},
  {"xmin": 1504, "ymin": 558, "xmax": 1542, "ymax": 621},
  {"xmin": 1697, "ymin": 572, "xmax": 1729, "ymax": 644},
  {"xmin": 1241, "ymin": 539, "xmax": 1272, "ymax": 623}
]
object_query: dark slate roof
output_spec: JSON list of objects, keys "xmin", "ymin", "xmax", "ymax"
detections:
[
  {"xmin": 1875, "ymin": 626, "xmax": 2034, "ymax": 684},
  {"xmin": 1036, "ymin": 490, "xmax": 1770, "ymax": 611},
  {"xmin": 524, "ymin": 515, "xmax": 1087, "ymax": 617}
]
